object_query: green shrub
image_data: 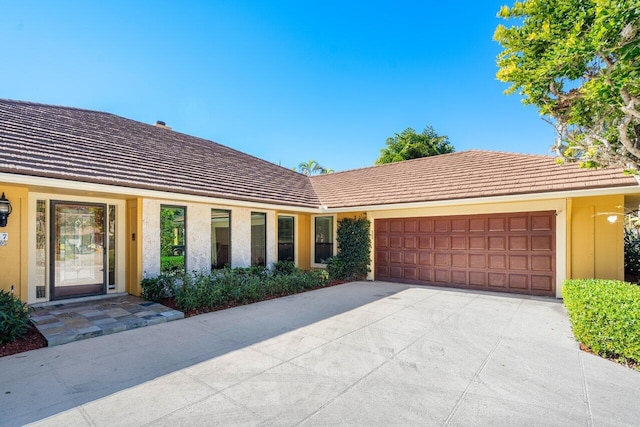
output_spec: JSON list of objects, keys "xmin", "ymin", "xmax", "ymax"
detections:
[
  {"xmin": 328, "ymin": 216, "xmax": 371, "ymax": 281},
  {"xmin": 0, "ymin": 290, "xmax": 33, "ymax": 344},
  {"xmin": 272, "ymin": 260, "xmax": 297, "ymax": 276},
  {"xmin": 563, "ymin": 279, "xmax": 640, "ymax": 365},
  {"xmin": 141, "ymin": 270, "xmax": 183, "ymax": 302},
  {"xmin": 144, "ymin": 265, "xmax": 330, "ymax": 313},
  {"xmin": 624, "ymin": 230, "xmax": 640, "ymax": 283},
  {"xmin": 161, "ymin": 256, "xmax": 185, "ymax": 272}
]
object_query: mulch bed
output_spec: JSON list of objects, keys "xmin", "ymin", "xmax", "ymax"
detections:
[
  {"xmin": 0, "ymin": 279, "xmax": 348, "ymax": 358},
  {"xmin": 579, "ymin": 342, "xmax": 639, "ymax": 371},
  {"xmin": 0, "ymin": 325, "xmax": 47, "ymax": 358}
]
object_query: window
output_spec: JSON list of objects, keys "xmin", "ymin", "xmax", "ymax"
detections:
[
  {"xmin": 278, "ymin": 216, "xmax": 294, "ymax": 262},
  {"xmin": 160, "ymin": 206, "xmax": 186, "ymax": 272},
  {"xmin": 35, "ymin": 200, "xmax": 46, "ymax": 298},
  {"xmin": 314, "ymin": 216, "xmax": 334, "ymax": 264},
  {"xmin": 251, "ymin": 212, "xmax": 266, "ymax": 266},
  {"xmin": 211, "ymin": 209, "xmax": 231, "ymax": 269},
  {"xmin": 108, "ymin": 205, "xmax": 116, "ymax": 289}
]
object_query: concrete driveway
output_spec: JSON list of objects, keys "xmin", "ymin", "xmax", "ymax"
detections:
[{"xmin": 1, "ymin": 281, "xmax": 638, "ymax": 426}]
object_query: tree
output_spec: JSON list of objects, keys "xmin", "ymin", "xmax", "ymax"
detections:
[
  {"xmin": 494, "ymin": 0, "xmax": 640, "ymax": 171},
  {"xmin": 375, "ymin": 126, "xmax": 454, "ymax": 165},
  {"xmin": 296, "ymin": 160, "xmax": 333, "ymax": 176}
]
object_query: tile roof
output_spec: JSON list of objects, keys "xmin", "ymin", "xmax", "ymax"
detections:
[
  {"xmin": 309, "ymin": 150, "xmax": 640, "ymax": 208},
  {"xmin": 0, "ymin": 99, "xmax": 320, "ymax": 208},
  {"xmin": 1, "ymin": 99, "xmax": 637, "ymax": 211}
]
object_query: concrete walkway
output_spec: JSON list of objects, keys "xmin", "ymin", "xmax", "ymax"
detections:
[{"xmin": 1, "ymin": 282, "xmax": 638, "ymax": 426}]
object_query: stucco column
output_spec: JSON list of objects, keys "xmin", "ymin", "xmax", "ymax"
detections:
[{"xmin": 186, "ymin": 203, "xmax": 211, "ymax": 273}]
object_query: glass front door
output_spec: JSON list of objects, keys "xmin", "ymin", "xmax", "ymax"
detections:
[{"xmin": 51, "ymin": 202, "xmax": 106, "ymax": 300}]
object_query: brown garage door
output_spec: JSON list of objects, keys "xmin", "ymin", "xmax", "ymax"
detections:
[{"xmin": 375, "ymin": 212, "xmax": 555, "ymax": 296}]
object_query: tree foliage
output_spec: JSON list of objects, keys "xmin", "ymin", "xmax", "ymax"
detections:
[
  {"xmin": 494, "ymin": 0, "xmax": 640, "ymax": 171},
  {"xmin": 296, "ymin": 160, "xmax": 333, "ymax": 176},
  {"xmin": 375, "ymin": 126, "xmax": 454, "ymax": 165}
]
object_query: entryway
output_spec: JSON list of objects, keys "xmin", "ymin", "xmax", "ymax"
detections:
[{"xmin": 50, "ymin": 201, "xmax": 109, "ymax": 300}]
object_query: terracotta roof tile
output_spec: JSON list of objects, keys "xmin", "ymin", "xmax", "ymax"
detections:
[
  {"xmin": 309, "ymin": 150, "xmax": 639, "ymax": 208},
  {"xmin": 0, "ymin": 99, "xmax": 320, "ymax": 208}
]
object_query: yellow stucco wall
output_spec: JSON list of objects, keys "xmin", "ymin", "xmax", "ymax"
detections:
[
  {"xmin": 297, "ymin": 213, "xmax": 311, "ymax": 270},
  {"xmin": 569, "ymin": 195, "xmax": 624, "ymax": 281},
  {"xmin": 0, "ymin": 184, "xmax": 29, "ymax": 300},
  {"xmin": 126, "ymin": 198, "xmax": 143, "ymax": 296}
]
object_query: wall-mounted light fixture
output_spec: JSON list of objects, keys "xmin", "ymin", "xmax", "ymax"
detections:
[{"xmin": 0, "ymin": 192, "xmax": 12, "ymax": 227}]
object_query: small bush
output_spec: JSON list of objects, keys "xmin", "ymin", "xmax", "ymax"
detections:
[
  {"xmin": 563, "ymin": 279, "xmax": 640, "ymax": 366},
  {"xmin": 0, "ymin": 290, "xmax": 33, "ymax": 344},
  {"xmin": 161, "ymin": 256, "xmax": 185, "ymax": 272},
  {"xmin": 141, "ymin": 270, "xmax": 183, "ymax": 302},
  {"xmin": 144, "ymin": 265, "xmax": 330, "ymax": 313},
  {"xmin": 624, "ymin": 230, "xmax": 640, "ymax": 283},
  {"xmin": 272, "ymin": 261, "xmax": 297, "ymax": 276}
]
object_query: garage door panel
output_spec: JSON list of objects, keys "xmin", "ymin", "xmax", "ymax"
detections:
[
  {"xmin": 404, "ymin": 220, "xmax": 417, "ymax": 233},
  {"xmin": 488, "ymin": 217, "xmax": 506, "ymax": 232},
  {"xmin": 469, "ymin": 271, "xmax": 486, "ymax": 286},
  {"xmin": 451, "ymin": 270, "xmax": 467, "ymax": 284},
  {"xmin": 509, "ymin": 236, "xmax": 528, "ymax": 251},
  {"xmin": 419, "ymin": 219, "xmax": 433, "ymax": 233},
  {"xmin": 469, "ymin": 236, "xmax": 485, "ymax": 250},
  {"xmin": 532, "ymin": 235, "xmax": 553, "ymax": 251},
  {"xmin": 451, "ymin": 236, "xmax": 466, "ymax": 250},
  {"xmin": 508, "ymin": 274, "xmax": 529, "ymax": 289},
  {"xmin": 451, "ymin": 219, "xmax": 466, "ymax": 233},
  {"xmin": 390, "ymin": 220, "xmax": 403, "ymax": 233},
  {"xmin": 389, "ymin": 236, "xmax": 402, "ymax": 248},
  {"xmin": 404, "ymin": 267, "xmax": 417, "ymax": 280},
  {"xmin": 404, "ymin": 236, "xmax": 417, "ymax": 249},
  {"xmin": 434, "ymin": 253, "xmax": 449, "ymax": 266},
  {"xmin": 488, "ymin": 254, "xmax": 506, "ymax": 269},
  {"xmin": 488, "ymin": 272, "xmax": 507, "ymax": 288},
  {"xmin": 531, "ymin": 255, "xmax": 553, "ymax": 271},
  {"xmin": 488, "ymin": 236, "xmax": 506, "ymax": 251},
  {"xmin": 419, "ymin": 252, "xmax": 432, "ymax": 266},
  {"xmin": 390, "ymin": 266, "xmax": 402, "ymax": 279},
  {"xmin": 469, "ymin": 254, "xmax": 486, "ymax": 268},
  {"xmin": 376, "ymin": 251, "xmax": 389, "ymax": 264},
  {"xmin": 419, "ymin": 268, "xmax": 433, "ymax": 281},
  {"xmin": 435, "ymin": 236, "xmax": 449, "ymax": 250},
  {"xmin": 374, "ymin": 212, "xmax": 555, "ymax": 296},
  {"xmin": 509, "ymin": 216, "xmax": 528, "ymax": 231},
  {"xmin": 509, "ymin": 255, "xmax": 528, "ymax": 270},
  {"xmin": 418, "ymin": 236, "xmax": 432, "ymax": 249},
  {"xmin": 532, "ymin": 214, "xmax": 553, "ymax": 231},
  {"xmin": 469, "ymin": 218, "xmax": 486, "ymax": 232},
  {"xmin": 451, "ymin": 253, "xmax": 467, "ymax": 268},
  {"xmin": 531, "ymin": 275, "xmax": 553, "ymax": 291},
  {"xmin": 403, "ymin": 251, "xmax": 417, "ymax": 265},
  {"xmin": 435, "ymin": 270, "xmax": 450, "ymax": 283},
  {"xmin": 435, "ymin": 220, "xmax": 449, "ymax": 233},
  {"xmin": 376, "ymin": 235, "xmax": 389, "ymax": 249}
]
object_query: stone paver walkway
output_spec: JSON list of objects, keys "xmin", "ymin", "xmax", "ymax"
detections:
[{"xmin": 30, "ymin": 295, "xmax": 184, "ymax": 346}]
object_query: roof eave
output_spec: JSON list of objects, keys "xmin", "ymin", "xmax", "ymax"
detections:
[{"xmin": 320, "ymin": 184, "xmax": 640, "ymax": 213}]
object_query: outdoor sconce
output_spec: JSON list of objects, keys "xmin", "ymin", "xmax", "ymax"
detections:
[{"xmin": 0, "ymin": 192, "xmax": 12, "ymax": 227}]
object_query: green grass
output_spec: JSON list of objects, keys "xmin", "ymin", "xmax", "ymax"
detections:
[{"xmin": 563, "ymin": 279, "xmax": 640, "ymax": 368}]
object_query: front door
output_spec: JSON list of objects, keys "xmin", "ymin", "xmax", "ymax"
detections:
[{"xmin": 51, "ymin": 201, "xmax": 106, "ymax": 300}]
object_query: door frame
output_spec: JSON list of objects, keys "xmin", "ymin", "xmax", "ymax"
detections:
[{"xmin": 49, "ymin": 200, "xmax": 107, "ymax": 300}]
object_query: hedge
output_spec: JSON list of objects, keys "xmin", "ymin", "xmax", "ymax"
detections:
[{"xmin": 562, "ymin": 279, "xmax": 640, "ymax": 365}]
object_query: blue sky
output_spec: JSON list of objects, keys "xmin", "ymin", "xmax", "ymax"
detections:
[{"xmin": 0, "ymin": 1, "xmax": 555, "ymax": 172}]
